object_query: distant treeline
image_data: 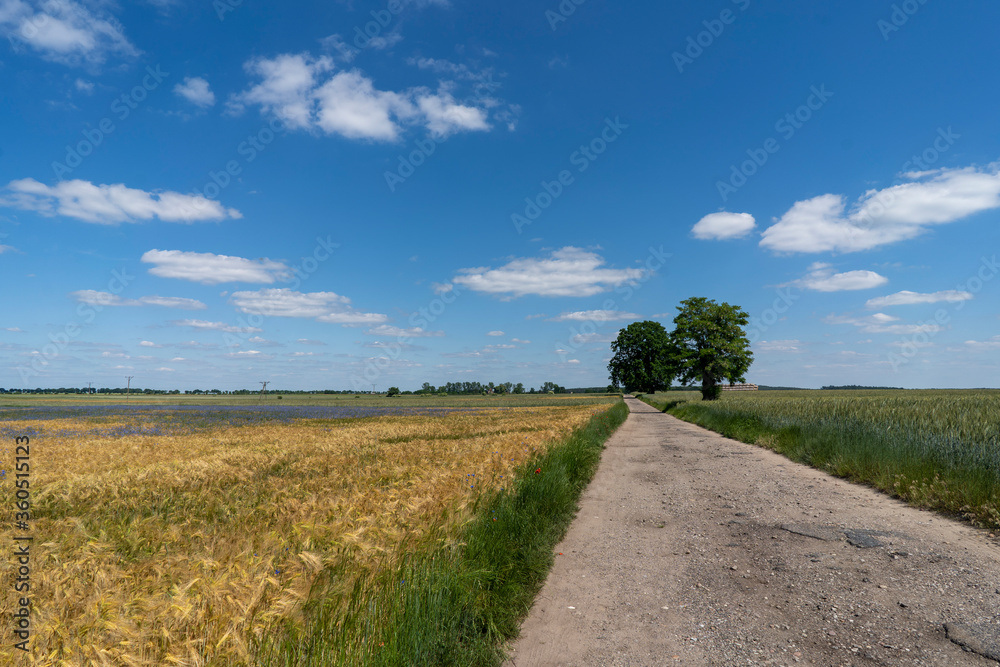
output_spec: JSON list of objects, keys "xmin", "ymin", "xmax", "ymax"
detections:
[
  {"xmin": 1, "ymin": 382, "xmax": 620, "ymax": 396},
  {"xmin": 820, "ymin": 385, "xmax": 904, "ymax": 391}
]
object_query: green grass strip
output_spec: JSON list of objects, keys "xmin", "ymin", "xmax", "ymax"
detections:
[
  {"xmin": 639, "ymin": 395, "xmax": 1000, "ymax": 530},
  {"xmin": 256, "ymin": 399, "xmax": 629, "ymax": 666}
]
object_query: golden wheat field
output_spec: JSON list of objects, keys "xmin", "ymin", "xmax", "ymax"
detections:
[{"xmin": 0, "ymin": 402, "xmax": 609, "ymax": 666}]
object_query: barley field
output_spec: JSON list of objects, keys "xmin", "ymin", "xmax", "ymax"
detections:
[
  {"xmin": 0, "ymin": 400, "xmax": 616, "ymax": 666},
  {"xmin": 644, "ymin": 389, "xmax": 1000, "ymax": 528}
]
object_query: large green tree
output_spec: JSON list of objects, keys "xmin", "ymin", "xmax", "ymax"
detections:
[
  {"xmin": 670, "ymin": 297, "xmax": 753, "ymax": 400},
  {"xmin": 607, "ymin": 320, "xmax": 674, "ymax": 393}
]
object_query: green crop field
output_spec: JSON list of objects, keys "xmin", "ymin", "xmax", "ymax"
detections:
[{"xmin": 641, "ymin": 389, "xmax": 1000, "ymax": 529}]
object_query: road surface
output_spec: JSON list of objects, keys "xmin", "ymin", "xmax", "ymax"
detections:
[{"xmin": 506, "ymin": 396, "xmax": 1000, "ymax": 666}]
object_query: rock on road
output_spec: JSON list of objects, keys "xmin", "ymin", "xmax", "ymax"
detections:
[{"xmin": 506, "ymin": 396, "xmax": 1000, "ymax": 666}]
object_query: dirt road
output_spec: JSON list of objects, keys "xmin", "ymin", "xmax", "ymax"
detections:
[{"xmin": 506, "ymin": 396, "xmax": 1000, "ymax": 666}]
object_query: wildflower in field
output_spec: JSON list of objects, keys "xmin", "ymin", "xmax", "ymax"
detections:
[{"xmin": 535, "ymin": 468, "xmax": 541, "ymax": 474}]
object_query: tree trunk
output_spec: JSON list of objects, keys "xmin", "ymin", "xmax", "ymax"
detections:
[{"xmin": 701, "ymin": 372, "xmax": 719, "ymax": 401}]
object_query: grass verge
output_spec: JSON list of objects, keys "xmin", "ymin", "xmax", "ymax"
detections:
[
  {"xmin": 639, "ymin": 394, "xmax": 1000, "ymax": 530},
  {"xmin": 256, "ymin": 399, "xmax": 628, "ymax": 666}
]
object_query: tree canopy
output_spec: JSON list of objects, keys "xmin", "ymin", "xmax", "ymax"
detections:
[
  {"xmin": 670, "ymin": 297, "xmax": 753, "ymax": 400},
  {"xmin": 607, "ymin": 298, "xmax": 754, "ymax": 400},
  {"xmin": 607, "ymin": 320, "xmax": 674, "ymax": 393}
]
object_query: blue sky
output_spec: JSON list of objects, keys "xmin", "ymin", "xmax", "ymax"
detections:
[{"xmin": 1, "ymin": 0, "xmax": 999, "ymax": 391}]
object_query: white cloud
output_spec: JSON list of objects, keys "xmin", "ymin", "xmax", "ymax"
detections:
[
  {"xmin": 550, "ymin": 310, "xmax": 640, "ymax": 322},
  {"xmin": 824, "ymin": 313, "xmax": 942, "ymax": 335},
  {"xmin": 691, "ymin": 212, "xmax": 756, "ymax": 240},
  {"xmin": 141, "ymin": 250, "xmax": 290, "ymax": 285},
  {"xmin": 70, "ymin": 290, "xmax": 206, "ymax": 309},
  {"xmin": 415, "ymin": 87, "xmax": 489, "ymax": 137},
  {"xmin": 172, "ymin": 319, "xmax": 261, "ymax": 334},
  {"xmin": 761, "ymin": 165, "xmax": 1000, "ymax": 253},
  {"xmin": 74, "ymin": 77, "xmax": 93, "ymax": 93},
  {"xmin": 0, "ymin": 0, "xmax": 138, "ymax": 67},
  {"xmin": 232, "ymin": 52, "xmax": 495, "ymax": 141},
  {"xmin": 230, "ymin": 288, "xmax": 388, "ymax": 326},
  {"xmin": 0, "ymin": 179, "xmax": 240, "ymax": 224},
  {"xmin": 865, "ymin": 290, "xmax": 974, "ymax": 309},
  {"xmin": 223, "ymin": 350, "xmax": 271, "ymax": 360},
  {"xmin": 487, "ymin": 330, "xmax": 504, "ymax": 336},
  {"xmin": 365, "ymin": 325, "xmax": 444, "ymax": 338},
  {"xmin": 453, "ymin": 247, "xmax": 646, "ymax": 298},
  {"xmin": 756, "ymin": 339, "xmax": 803, "ymax": 352},
  {"xmin": 569, "ymin": 332, "xmax": 617, "ymax": 345},
  {"xmin": 139, "ymin": 340, "xmax": 161, "ymax": 347},
  {"xmin": 790, "ymin": 262, "xmax": 888, "ymax": 292},
  {"xmin": 174, "ymin": 76, "xmax": 215, "ymax": 108},
  {"xmin": 313, "ymin": 69, "xmax": 414, "ymax": 140},
  {"xmin": 511, "ymin": 338, "xmax": 530, "ymax": 344},
  {"xmin": 233, "ymin": 53, "xmax": 334, "ymax": 129},
  {"xmin": 2, "ymin": 327, "xmax": 24, "ymax": 332},
  {"xmin": 964, "ymin": 336, "xmax": 1000, "ymax": 350}
]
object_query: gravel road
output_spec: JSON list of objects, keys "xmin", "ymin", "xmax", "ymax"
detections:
[{"xmin": 505, "ymin": 396, "xmax": 1000, "ymax": 666}]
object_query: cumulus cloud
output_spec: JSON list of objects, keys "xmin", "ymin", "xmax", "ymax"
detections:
[
  {"xmin": 760, "ymin": 165, "xmax": 1000, "ymax": 253},
  {"xmin": 550, "ymin": 310, "xmax": 640, "ymax": 322},
  {"xmin": 365, "ymin": 325, "xmax": 444, "ymax": 338},
  {"xmin": 70, "ymin": 290, "xmax": 206, "ymax": 309},
  {"xmin": 230, "ymin": 288, "xmax": 388, "ymax": 326},
  {"xmin": 174, "ymin": 76, "xmax": 215, "ymax": 108},
  {"xmin": 865, "ymin": 290, "xmax": 974, "ymax": 309},
  {"xmin": 0, "ymin": 0, "xmax": 138, "ymax": 67},
  {"xmin": 824, "ymin": 312, "xmax": 943, "ymax": 335},
  {"xmin": 756, "ymin": 339, "xmax": 803, "ymax": 352},
  {"xmin": 964, "ymin": 336, "xmax": 1000, "ymax": 350},
  {"xmin": 141, "ymin": 250, "xmax": 290, "ymax": 285},
  {"xmin": 691, "ymin": 212, "xmax": 756, "ymax": 240},
  {"xmin": 0, "ymin": 179, "xmax": 240, "ymax": 224},
  {"xmin": 171, "ymin": 319, "xmax": 261, "ymax": 334},
  {"xmin": 231, "ymin": 52, "xmax": 497, "ymax": 141},
  {"xmin": 487, "ymin": 330, "xmax": 504, "ymax": 336},
  {"xmin": 452, "ymin": 247, "xmax": 646, "ymax": 299},
  {"xmin": 789, "ymin": 262, "xmax": 889, "ymax": 292}
]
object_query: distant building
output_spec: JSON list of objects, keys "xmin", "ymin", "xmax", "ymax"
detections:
[{"xmin": 721, "ymin": 383, "xmax": 758, "ymax": 391}]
